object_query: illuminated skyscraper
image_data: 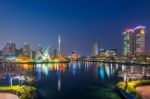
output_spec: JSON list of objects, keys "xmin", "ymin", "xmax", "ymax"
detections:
[
  {"xmin": 122, "ymin": 29, "xmax": 134, "ymax": 56},
  {"xmin": 35, "ymin": 45, "xmax": 42, "ymax": 54},
  {"xmin": 22, "ymin": 43, "xmax": 31, "ymax": 57},
  {"xmin": 58, "ymin": 35, "xmax": 61, "ymax": 56},
  {"xmin": 54, "ymin": 48, "xmax": 59, "ymax": 58},
  {"xmin": 35, "ymin": 45, "xmax": 43, "ymax": 60},
  {"xmin": 133, "ymin": 26, "xmax": 145, "ymax": 55},
  {"xmin": 42, "ymin": 48, "xmax": 50, "ymax": 61},
  {"xmin": 122, "ymin": 26, "xmax": 145, "ymax": 56},
  {"xmin": 92, "ymin": 42, "xmax": 99, "ymax": 56}
]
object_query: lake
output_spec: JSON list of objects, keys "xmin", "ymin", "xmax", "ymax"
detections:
[{"xmin": 0, "ymin": 62, "xmax": 129, "ymax": 99}]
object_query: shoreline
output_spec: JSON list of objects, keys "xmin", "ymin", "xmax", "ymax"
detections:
[
  {"xmin": 116, "ymin": 80, "xmax": 150, "ymax": 99},
  {"xmin": 0, "ymin": 93, "xmax": 19, "ymax": 99},
  {"xmin": 1, "ymin": 60, "xmax": 150, "ymax": 66}
]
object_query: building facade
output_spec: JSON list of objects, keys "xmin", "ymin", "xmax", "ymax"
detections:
[
  {"xmin": 99, "ymin": 48, "xmax": 117, "ymax": 57},
  {"xmin": 2, "ymin": 42, "xmax": 16, "ymax": 56},
  {"xmin": 92, "ymin": 42, "xmax": 99, "ymax": 56},
  {"xmin": 123, "ymin": 26, "xmax": 145, "ymax": 56},
  {"xmin": 122, "ymin": 29, "xmax": 134, "ymax": 56},
  {"xmin": 133, "ymin": 26, "xmax": 145, "ymax": 55},
  {"xmin": 22, "ymin": 43, "xmax": 31, "ymax": 57}
]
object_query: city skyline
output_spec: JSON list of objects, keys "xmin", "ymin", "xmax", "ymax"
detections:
[
  {"xmin": 0, "ymin": 1, "xmax": 150, "ymax": 99},
  {"xmin": 0, "ymin": 0, "xmax": 150, "ymax": 55}
]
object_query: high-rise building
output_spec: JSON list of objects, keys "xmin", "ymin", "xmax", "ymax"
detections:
[
  {"xmin": 122, "ymin": 29, "xmax": 134, "ymax": 56},
  {"xmin": 122, "ymin": 26, "xmax": 145, "ymax": 56},
  {"xmin": 2, "ymin": 42, "xmax": 16, "ymax": 56},
  {"xmin": 47, "ymin": 47, "xmax": 53, "ymax": 58},
  {"xmin": 35, "ymin": 45, "xmax": 43, "ymax": 60},
  {"xmin": 99, "ymin": 48, "xmax": 117, "ymax": 57},
  {"xmin": 54, "ymin": 48, "xmax": 59, "ymax": 58},
  {"xmin": 133, "ymin": 26, "xmax": 145, "ymax": 55},
  {"xmin": 92, "ymin": 42, "xmax": 99, "ymax": 56},
  {"xmin": 22, "ymin": 43, "xmax": 31, "ymax": 57},
  {"xmin": 58, "ymin": 35, "xmax": 61, "ymax": 57},
  {"xmin": 42, "ymin": 48, "xmax": 50, "ymax": 60},
  {"xmin": 35, "ymin": 45, "xmax": 42, "ymax": 54}
]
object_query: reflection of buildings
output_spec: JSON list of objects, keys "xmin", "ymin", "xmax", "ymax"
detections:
[
  {"xmin": 49, "ymin": 63, "xmax": 67, "ymax": 73},
  {"xmin": 123, "ymin": 26, "xmax": 145, "ymax": 56},
  {"xmin": 98, "ymin": 66, "xmax": 105, "ymax": 80},
  {"xmin": 22, "ymin": 64, "xmax": 33, "ymax": 71},
  {"xmin": 42, "ymin": 64, "xmax": 50, "ymax": 76},
  {"xmin": 105, "ymin": 64, "xmax": 110, "ymax": 78},
  {"xmin": 85, "ymin": 62, "xmax": 90, "ymax": 71},
  {"xmin": 58, "ymin": 76, "xmax": 61, "ymax": 91},
  {"xmin": 69, "ymin": 61, "xmax": 81, "ymax": 75},
  {"xmin": 35, "ymin": 64, "xmax": 42, "ymax": 80},
  {"xmin": 98, "ymin": 63, "xmax": 118, "ymax": 80},
  {"xmin": 39, "ymin": 63, "xmax": 67, "ymax": 91}
]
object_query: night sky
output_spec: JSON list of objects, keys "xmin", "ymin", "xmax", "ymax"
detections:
[{"xmin": 0, "ymin": 0, "xmax": 150, "ymax": 55}]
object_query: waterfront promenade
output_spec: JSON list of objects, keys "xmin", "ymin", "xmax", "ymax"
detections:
[
  {"xmin": 0, "ymin": 93, "xmax": 19, "ymax": 99},
  {"xmin": 136, "ymin": 86, "xmax": 150, "ymax": 99}
]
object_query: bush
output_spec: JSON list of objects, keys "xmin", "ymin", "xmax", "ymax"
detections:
[
  {"xmin": 0, "ymin": 85, "xmax": 36, "ymax": 99},
  {"xmin": 117, "ymin": 80, "xmax": 150, "ymax": 95}
]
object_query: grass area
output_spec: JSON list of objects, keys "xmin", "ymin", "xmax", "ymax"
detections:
[
  {"xmin": 117, "ymin": 80, "xmax": 150, "ymax": 95},
  {"xmin": 0, "ymin": 85, "xmax": 36, "ymax": 99}
]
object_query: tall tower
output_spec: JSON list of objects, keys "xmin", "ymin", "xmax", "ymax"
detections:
[
  {"xmin": 133, "ymin": 26, "xmax": 145, "ymax": 55},
  {"xmin": 122, "ymin": 29, "xmax": 134, "ymax": 56},
  {"xmin": 58, "ymin": 35, "xmax": 61, "ymax": 56},
  {"xmin": 22, "ymin": 43, "xmax": 31, "ymax": 57},
  {"xmin": 122, "ymin": 26, "xmax": 146, "ymax": 56},
  {"xmin": 92, "ymin": 41, "xmax": 99, "ymax": 56}
]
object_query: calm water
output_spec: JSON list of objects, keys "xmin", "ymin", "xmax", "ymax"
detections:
[{"xmin": 0, "ymin": 62, "xmax": 124, "ymax": 99}]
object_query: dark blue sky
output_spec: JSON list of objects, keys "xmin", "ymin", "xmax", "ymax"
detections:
[{"xmin": 0, "ymin": 0, "xmax": 150, "ymax": 55}]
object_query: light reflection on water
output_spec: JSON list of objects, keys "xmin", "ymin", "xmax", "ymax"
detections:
[{"xmin": 2, "ymin": 62, "xmax": 148, "ymax": 99}]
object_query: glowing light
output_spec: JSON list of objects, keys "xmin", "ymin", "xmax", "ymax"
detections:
[
  {"xmin": 125, "ymin": 29, "xmax": 134, "ymax": 33},
  {"xmin": 54, "ymin": 59, "xmax": 59, "ymax": 62},
  {"xmin": 99, "ymin": 66, "xmax": 105, "ymax": 80},
  {"xmin": 110, "ymin": 64, "xmax": 113, "ymax": 75},
  {"xmin": 50, "ymin": 64, "xmax": 55, "ymax": 71},
  {"xmin": 36, "ymin": 64, "xmax": 42, "ymax": 80},
  {"xmin": 141, "ymin": 30, "xmax": 145, "ymax": 34},
  {"xmin": 10, "ymin": 77, "xmax": 13, "ymax": 86},
  {"xmin": 58, "ymin": 35, "xmax": 61, "ymax": 55},
  {"xmin": 23, "ymin": 64, "xmax": 32, "ymax": 71},
  {"xmin": 77, "ymin": 62, "xmax": 81, "ymax": 70},
  {"xmin": 42, "ymin": 64, "xmax": 50, "ymax": 76},
  {"xmin": 59, "ymin": 64, "xmax": 66, "ymax": 72},
  {"xmin": 105, "ymin": 64, "xmax": 110, "ymax": 78},
  {"xmin": 134, "ymin": 26, "xmax": 146, "ymax": 30},
  {"xmin": 58, "ymin": 76, "xmax": 61, "ymax": 91}
]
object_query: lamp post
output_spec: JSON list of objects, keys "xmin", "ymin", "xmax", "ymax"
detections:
[{"xmin": 10, "ymin": 76, "xmax": 13, "ymax": 86}]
